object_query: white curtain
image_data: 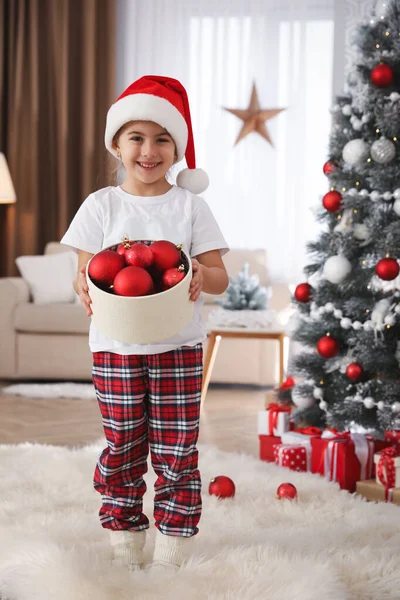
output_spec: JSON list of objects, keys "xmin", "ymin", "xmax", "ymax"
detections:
[{"xmin": 117, "ymin": 0, "xmax": 335, "ymax": 283}]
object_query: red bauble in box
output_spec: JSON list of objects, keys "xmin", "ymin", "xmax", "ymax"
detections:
[
  {"xmin": 375, "ymin": 257, "xmax": 399, "ymax": 281},
  {"xmin": 117, "ymin": 238, "xmax": 133, "ymax": 258},
  {"xmin": 346, "ymin": 362, "xmax": 364, "ymax": 381},
  {"xmin": 276, "ymin": 482, "xmax": 297, "ymax": 500},
  {"xmin": 317, "ymin": 335, "xmax": 339, "ymax": 358},
  {"xmin": 162, "ymin": 265, "xmax": 186, "ymax": 290},
  {"xmin": 370, "ymin": 63, "xmax": 394, "ymax": 87},
  {"xmin": 113, "ymin": 266, "xmax": 154, "ymax": 297},
  {"xmin": 294, "ymin": 283, "xmax": 312, "ymax": 303},
  {"xmin": 88, "ymin": 250, "xmax": 125, "ymax": 286},
  {"xmin": 125, "ymin": 242, "xmax": 154, "ymax": 269},
  {"xmin": 322, "ymin": 190, "xmax": 342, "ymax": 212},
  {"xmin": 208, "ymin": 476, "xmax": 235, "ymax": 498},
  {"xmin": 323, "ymin": 160, "xmax": 338, "ymax": 175},
  {"xmin": 151, "ymin": 240, "xmax": 182, "ymax": 271}
]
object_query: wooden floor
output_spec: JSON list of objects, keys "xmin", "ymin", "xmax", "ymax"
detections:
[{"xmin": 0, "ymin": 383, "xmax": 268, "ymax": 459}]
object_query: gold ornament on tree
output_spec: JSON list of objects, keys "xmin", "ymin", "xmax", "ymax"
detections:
[{"xmin": 223, "ymin": 82, "xmax": 286, "ymax": 147}]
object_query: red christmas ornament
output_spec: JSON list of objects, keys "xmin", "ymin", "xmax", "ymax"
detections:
[
  {"xmin": 125, "ymin": 243, "xmax": 154, "ymax": 269},
  {"xmin": 88, "ymin": 250, "xmax": 125, "ymax": 286},
  {"xmin": 346, "ymin": 362, "xmax": 364, "ymax": 381},
  {"xmin": 323, "ymin": 160, "xmax": 338, "ymax": 175},
  {"xmin": 375, "ymin": 257, "xmax": 400, "ymax": 281},
  {"xmin": 323, "ymin": 190, "xmax": 342, "ymax": 212},
  {"xmin": 150, "ymin": 240, "xmax": 182, "ymax": 271},
  {"xmin": 116, "ymin": 236, "xmax": 133, "ymax": 258},
  {"xmin": 208, "ymin": 476, "xmax": 236, "ymax": 499},
  {"xmin": 276, "ymin": 482, "xmax": 297, "ymax": 500},
  {"xmin": 317, "ymin": 335, "xmax": 339, "ymax": 358},
  {"xmin": 370, "ymin": 63, "xmax": 394, "ymax": 87},
  {"xmin": 113, "ymin": 266, "xmax": 154, "ymax": 297},
  {"xmin": 162, "ymin": 265, "xmax": 186, "ymax": 290},
  {"xmin": 294, "ymin": 283, "xmax": 312, "ymax": 303}
]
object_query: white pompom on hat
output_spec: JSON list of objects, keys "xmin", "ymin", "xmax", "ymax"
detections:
[{"xmin": 104, "ymin": 75, "xmax": 209, "ymax": 194}]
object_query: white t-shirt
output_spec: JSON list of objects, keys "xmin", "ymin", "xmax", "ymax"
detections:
[{"xmin": 61, "ymin": 185, "xmax": 229, "ymax": 355}]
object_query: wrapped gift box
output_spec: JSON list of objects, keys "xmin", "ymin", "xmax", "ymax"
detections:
[
  {"xmin": 311, "ymin": 431, "xmax": 376, "ymax": 493},
  {"xmin": 356, "ymin": 479, "xmax": 400, "ymax": 506},
  {"xmin": 258, "ymin": 404, "xmax": 292, "ymax": 437},
  {"xmin": 274, "ymin": 444, "xmax": 308, "ymax": 472},
  {"xmin": 259, "ymin": 435, "xmax": 281, "ymax": 462},
  {"xmin": 374, "ymin": 447, "xmax": 400, "ymax": 488}
]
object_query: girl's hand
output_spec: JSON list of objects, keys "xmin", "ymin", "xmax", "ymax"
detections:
[
  {"xmin": 189, "ymin": 258, "xmax": 204, "ymax": 302},
  {"xmin": 76, "ymin": 265, "xmax": 92, "ymax": 316}
]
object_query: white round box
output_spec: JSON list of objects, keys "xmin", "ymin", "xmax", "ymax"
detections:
[{"xmin": 86, "ymin": 241, "xmax": 193, "ymax": 344}]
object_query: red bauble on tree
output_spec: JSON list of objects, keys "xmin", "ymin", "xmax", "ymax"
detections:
[
  {"xmin": 208, "ymin": 476, "xmax": 236, "ymax": 499},
  {"xmin": 317, "ymin": 335, "xmax": 339, "ymax": 358},
  {"xmin": 370, "ymin": 63, "xmax": 394, "ymax": 87},
  {"xmin": 323, "ymin": 160, "xmax": 338, "ymax": 175},
  {"xmin": 276, "ymin": 482, "xmax": 297, "ymax": 500},
  {"xmin": 294, "ymin": 283, "xmax": 312, "ymax": 303},
  {"xmin": 375, "ymin": 257, "xmax": 399, "ymax": 281},
  {"xmin": 88, "ymin": 250, "xmax": 125, "ymax": 286},
  {"xmin": 323, "ymin": 190, "xmax": 342, "ymax": 212},
  {"xmin": 346, "ymin": 362, "xmax": 364, "ymax": 381},
  {"xmin": 125, "ymin": 243, "xmax": 154, "ymax": 269},
  {"xmin": 150, "ymin": 240, "xmax": 182, "ymax": 271},
  {"xmin": 162, "ymin": 265, "xmax": 186, "ymax": 290},
  {"xmin": 113, "ymin": 266, "xmax": 154, "ymax": 297}
]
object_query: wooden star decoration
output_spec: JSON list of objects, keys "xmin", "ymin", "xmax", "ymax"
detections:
[{"xmin": 223, "ymin": 82, "xmax": 286, "ymax": 147}]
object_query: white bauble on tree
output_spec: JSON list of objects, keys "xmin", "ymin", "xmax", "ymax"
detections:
[
  {"xmin": 392, "ymin": 402, "xmax": 400, "ymax": 413},
  {"xmin": 342, "ymin": 139, "xmax": 369, "ymax": 166},
  {"xmin": 370, "ymin": 137, "xmax": 396, "ymax": 164},
  {"xmin": 323, "ymin": 255, "xmax": 352, "ymax": 284},
  {"xmin": 363, "ymin": 397, "xmax": 375, "ymax": 409},
  {"xmin": 292, "ymin": 387, "xmax": 315, "ymax": 409},
  {"xmin": 393, "ymin": 198, "xmax": 400, "ymax": 216}
]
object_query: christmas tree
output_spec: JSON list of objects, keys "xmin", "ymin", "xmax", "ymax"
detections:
[
  {"xmin": 216, "ymin": 263, "xmax": 268, "ymax": 310},
  {"xmin": 290, "ymin": 0, "xmax": 400, "ymax": 436}
]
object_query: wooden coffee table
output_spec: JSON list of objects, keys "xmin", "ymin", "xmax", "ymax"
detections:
[{"xmin": 201, "ymin": 327, "xmax": 287, "ymax": 408}]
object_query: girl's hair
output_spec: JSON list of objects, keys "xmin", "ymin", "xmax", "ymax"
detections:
[{"xmin": 108, "ymin": 124, "xmax": 179, "ymax": 186}]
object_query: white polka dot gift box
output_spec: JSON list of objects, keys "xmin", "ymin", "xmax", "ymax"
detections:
[
  {"xmin": 375, "ymin": 446, "xmax": 400, "ymax": 489},
  {"xmin": 86, "ymin": 239, "xmax": 193, "ymax": 344}
]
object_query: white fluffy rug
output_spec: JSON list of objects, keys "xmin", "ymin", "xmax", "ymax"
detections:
[
  {"xmin": 1, "ymin": 382, "xmax": 96, "ymax": 399},
  {"xmin": 0, "ymin": 441, "xmax": 399, "ymax": 600}
]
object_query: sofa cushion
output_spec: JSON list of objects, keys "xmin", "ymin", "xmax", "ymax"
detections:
[
  {"xmin": 15, "ymin": 252, "xmax": 78, "ymax": 304},
  {"xmin": 15, "ymin": 303, "xmax": 90, "ymax": 334}
]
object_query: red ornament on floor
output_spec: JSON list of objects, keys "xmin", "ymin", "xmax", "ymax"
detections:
[
  {"xmin": 346, "ymin": 362, "xmax": 364, "ymax": 381},
  {"xmin": 162, "ymin": 265, "xmax": 186, "ymax": 290},
  {"xmin": 209, "ymin": 476, "xmax": 236, "ymax": 498},
  {"xmin": 88, "ymin": 250, "xmax": 125, "ymax": 286},
  {"xmin": 125, "ymin": 242, "xmax": 154, "ymax": 269},
  {"xmin": 323, "ymin": 160, "xmax": 338, "ymax": 175},
  {"xmin": 294, "ymin": 283, "xmax": 312, "ymax": 303},
  {"xmin": 276, "ymin": 482, "xmax": 297, "ymax": 500},
  {"xmin": 322, "ymin": 190, "xmax": 342, "ymax": 212},
  {"xmin": 317, "ymin": 335, "xmax": 339, "ymax": 358},
  {"xmin": 370, "ymin": 63, "xmax": 394, "ymax": 87},
  {"xmin": 150, "ymin": 240, "xmax": 182, "ymax": 271},
  {"xmin": 375, "ymin": 257, "xmax": 400, "ymax": 281},
  {"xmin": 113, "ymin": 266, "xmax": 154, "ymax": 297}
]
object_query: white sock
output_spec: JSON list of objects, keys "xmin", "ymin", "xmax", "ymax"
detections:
[
  {"xmin": 152, "ymin": 529, "xmax": 194, "ymax": 570},
  {"xmin": 109, "ymin": 529, "xmax": 146, "ymax": 571}
]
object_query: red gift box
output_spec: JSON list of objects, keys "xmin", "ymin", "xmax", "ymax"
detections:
[
  {"xmin": 384, "ymin": 431, "xmax": 400, "ymax": 447},
  {"xmin": 259, "ymin": 435, "xmax": 281, "ymax": 462},
  {"xmin": 311, "ymin": 430, "xmax": 375, "ymax": 493},
  {"xmin": 274, "ymin": 444, "xmax": 308, "ymax": 472}
]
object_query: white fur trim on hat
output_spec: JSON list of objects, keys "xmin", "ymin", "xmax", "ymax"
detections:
[
  {"xmin": 176, "ymin": 168, "xmax": 209, "ymax": 194},
  {"xmin": 105, "ymin": 94, "xmax": 188, "ymax": 159}
]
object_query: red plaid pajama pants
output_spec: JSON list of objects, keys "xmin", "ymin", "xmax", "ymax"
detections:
[{"xmin": 92, "ymin": 344, "xmax": 203, "ymax": 537}]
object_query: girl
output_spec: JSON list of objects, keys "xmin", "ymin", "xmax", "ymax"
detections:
[{"xmin": 61, "ymin": 75, "xmax": 229, "ymax": 573}]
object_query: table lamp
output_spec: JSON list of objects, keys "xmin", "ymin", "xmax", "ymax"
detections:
[{"xmin": 0, "ymin": 153, "xmax": 16, "ymax": 204}]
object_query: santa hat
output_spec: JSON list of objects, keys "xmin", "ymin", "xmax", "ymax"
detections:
[{"xmin": 104, "ymin": 75, "xmax": 209, "ymax": 194}]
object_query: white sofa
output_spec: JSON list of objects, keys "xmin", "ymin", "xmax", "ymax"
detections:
[{"xmin": 0, "ymin": 242, "xmax": 291, "ymax": 385}]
